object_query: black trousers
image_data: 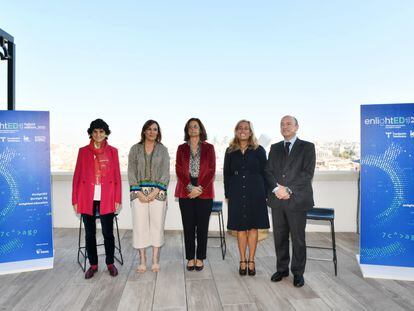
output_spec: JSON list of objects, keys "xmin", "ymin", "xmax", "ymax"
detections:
[
  {"xmin": 271, "ymin": 207, "xmax": 307, "ymax": 276},
  {"xmin": 82, "ymin": 201, "xmax": 115, "ymax": 266},
  {"xmin": 179, "ymin": 198, "xmax": 212, "ymax": 260}
]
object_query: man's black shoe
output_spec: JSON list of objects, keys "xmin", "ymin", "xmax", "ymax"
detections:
[
  {"xmin": 293, "ymin": 275, "xmax": 305, "ymax": 287},
  {"xmin": 270, "ymin": 271, "xmax": 289, "ymax": 282}
]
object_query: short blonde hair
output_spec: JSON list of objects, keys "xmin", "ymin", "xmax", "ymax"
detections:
[{"xmin": 228, "ymin": 120, "xmax": 259, "ymax": 152}]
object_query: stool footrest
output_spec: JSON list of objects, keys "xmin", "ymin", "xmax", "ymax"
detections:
[
  {"xmin": 307, "ymin": 245, "xmax": 333, "ymax": 250},
  {"xmin": 308, "ymin": 257, "xmax": 333, "ymax": 262}
]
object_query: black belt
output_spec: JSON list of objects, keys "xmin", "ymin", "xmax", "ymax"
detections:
[{"xmin": 234, "ymin": 170, "xmax": 252, "ymax": 176}]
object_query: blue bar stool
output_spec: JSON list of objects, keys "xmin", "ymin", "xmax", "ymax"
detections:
[
  {"xmin": 306, "ymin": 207, "xmax": 337, "ymax": 276},
  {"xmin": 209, "ymin": 201, "xmax": 227, "ymax": 260},
  {"xmin": 77, "ymin": 213, "xmax": 124, "ymax": 272}
]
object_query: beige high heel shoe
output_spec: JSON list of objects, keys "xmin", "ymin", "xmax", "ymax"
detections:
[
  {"xmin": 151, "ymin": 261, "xmax": 160, "ymax": 272},
  {"xmin": 136, "ymin": 254, "xmax": 147, "ymax": 273}
]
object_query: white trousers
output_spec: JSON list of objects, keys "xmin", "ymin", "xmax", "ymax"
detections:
[{"xmin": 131, "ymin": 198, "xmax": 167, "ymax": 249}]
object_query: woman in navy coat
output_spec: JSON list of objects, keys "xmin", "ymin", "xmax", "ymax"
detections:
[{"xmin": 224, "ymin": 120, "xmax": 270, "ymax": 276}]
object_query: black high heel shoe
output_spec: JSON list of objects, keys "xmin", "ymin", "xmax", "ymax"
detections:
[
  {"xmin": 239, "ymin": 260, "xmax": 247, "ymax": 276},
  {"xmin": 247, "ymin": 260, "xmax": 256, "ymax": 276},
  {"xmin": 187, "ymin": 260, "xmax": 195, "ymax": 271},
  {"xmin": 195, "ymin": 260, "xmax": 204, "ymax": 271}
]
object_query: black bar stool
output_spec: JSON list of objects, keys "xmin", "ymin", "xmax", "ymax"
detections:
[
  {"xmin": 306, "ymin": 207, "xmax": 337, "ymax": 276},
  {"xmin": 77, "ymin": 213, "xmax": 124, "ymax": 272},
  {"xmin": 208, "ymin": 201, "xmax": 227, "ymax": 259}
]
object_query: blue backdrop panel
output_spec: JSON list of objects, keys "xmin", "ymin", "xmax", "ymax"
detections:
[
  {"xmin": 0, "ymin": 111, "xmax": 53, "ymax": 265},
  {"xmin": 360, "ymin": 104, "xmax": 414, "ymax": 267}
]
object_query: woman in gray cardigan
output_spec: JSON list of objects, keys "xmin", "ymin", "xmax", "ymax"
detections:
[{"xmin": 128, "ymin": 120, "xmax": 170, "ymax": 273}]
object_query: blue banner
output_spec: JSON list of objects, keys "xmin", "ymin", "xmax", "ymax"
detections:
[
  {"xmin": 361, "ymin": 104, "xmax": 414, "ymax": 268},
  {"xmin": 0, "ymin": 111, "xmax": 53, "ymax": 273}
]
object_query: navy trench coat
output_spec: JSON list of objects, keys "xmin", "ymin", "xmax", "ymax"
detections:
[{"xmin": 223, "ymin": 146, "xmax": 270, "ymax": 231}]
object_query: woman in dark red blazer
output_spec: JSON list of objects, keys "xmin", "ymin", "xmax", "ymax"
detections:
[
  {"xmin": 72, "ymin": 119, "xmax": 122, "ymax": 279},
  {"xmin": 175, "ymin": 118, "xmax": 216, "ymax": 271}
]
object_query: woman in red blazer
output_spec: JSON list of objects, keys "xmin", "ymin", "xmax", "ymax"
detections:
[
  {"xmin": 175, "ymin": 118, "xmax": 215, "ymax": 271},
  {"xmin": 72, "ymin": 119, "xmax": 122, "ymax": 279}
]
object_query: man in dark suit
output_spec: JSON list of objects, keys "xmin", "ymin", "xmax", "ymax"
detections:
[{"xmin": 265, "ymin": 115, "xmax": 316, "ymax": 287}]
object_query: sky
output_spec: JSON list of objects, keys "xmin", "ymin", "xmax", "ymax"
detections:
[{"xmin": 1, "ymin": 1, "xmax": 414, "ymax": 148}]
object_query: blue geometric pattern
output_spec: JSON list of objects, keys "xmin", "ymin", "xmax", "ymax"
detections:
[
  {"xmin": 0, "ymin": 147, "xmax": 20, "ymax": 224},
  {"xmin": 0, "ymin": 238, "xmax": 23, "ymax": 256},
  {"xmin": 360, "ymin": 241, "xmax": 405, "ymax": 260},
  {"xmin": 361, "ymin": 143, "xmax": 405, "ymax": 226}
]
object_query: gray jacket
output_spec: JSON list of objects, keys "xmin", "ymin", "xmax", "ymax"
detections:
[{"xmin": 128, "ymin": 143, "xmax": 170, "ymax": 190}]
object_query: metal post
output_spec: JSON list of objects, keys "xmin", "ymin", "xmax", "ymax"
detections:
[
  {"xmin": 7, "ymin": 42, "xmax": 15, "ymax": 110},
  {"xmin": 0, "ymin": 28, "xmax": 15, "ymax": 110},
  {"xmin": 357, "ymin": 170, "xmax": 360, "ymax": 235}
]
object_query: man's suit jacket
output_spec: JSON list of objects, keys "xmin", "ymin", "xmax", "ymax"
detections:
[{"xmin": 265, "ymin": 138, "xmax": 316, "ymax": 211}]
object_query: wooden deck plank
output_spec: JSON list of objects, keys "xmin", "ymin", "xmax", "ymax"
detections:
[
  {"xmin": 305, "ymin": 272, "xmax": 368, "ymax": 310},
  {"xmin": 186, "ymin": 279, "xmax": 222, "ymax": 311},
  {"xmin": 152, "ymin": 260, "xmax": 186, "ymax": 310},
  {"xmin": 288, "ymin": 298, "xmax": 330, "ymax": 311},
  {"xmin": 210, "ymin": 259, "xmax": 254, "ymax": 306},
  {"xmin": 116, "ymin": 279, "xmax": 156, "ymax": 311}
]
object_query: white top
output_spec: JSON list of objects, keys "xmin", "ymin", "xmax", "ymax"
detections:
[{"xmin": 94, "ymin": 185, "xmax": 101, "ymax": 201}]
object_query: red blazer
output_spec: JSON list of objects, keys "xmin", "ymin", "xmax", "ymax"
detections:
[
  {"xmin": 175, "ymin": 142, "xmax": 216, "ymax": 199},
  {"xmin": 72, "ymin": 144, "xmax": 122, "ymax": 215}
]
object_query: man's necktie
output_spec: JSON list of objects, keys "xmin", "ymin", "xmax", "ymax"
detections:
[{"xmin": 284, "ymin": 142, "xmax": 291, "ymax": 157}]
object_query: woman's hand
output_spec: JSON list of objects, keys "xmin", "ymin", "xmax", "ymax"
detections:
[
  {"xmin": 188, "ymin": 186, "xmax": 202, "ymax": 199},
  {"xmin": 73, "ymin": 204, "xmax": 78, "ymax": 214},
  {"xmin": 137, "ymin": 191, "xmax": 148, "ymax": 203},
  {"xmin": 115, "ymin": 202, "xmax": 121, "ymax": 213},
  {"xmin": 146, "ymin": 188, "xmax": 160, "ymax": 202}
]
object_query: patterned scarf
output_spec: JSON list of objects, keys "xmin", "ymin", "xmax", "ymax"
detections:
[{"xmin": 88, "ymin": 139, "xmax": 109, "ymax": 185}]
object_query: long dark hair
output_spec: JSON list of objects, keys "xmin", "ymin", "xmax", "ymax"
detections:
[
  {"xmin": 139, "ymin": 119, "xmax": 162, "ymax": 143},
  {"xmin": 184, "ymin": 118, "xmax": 207, "ymax": 142}
]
